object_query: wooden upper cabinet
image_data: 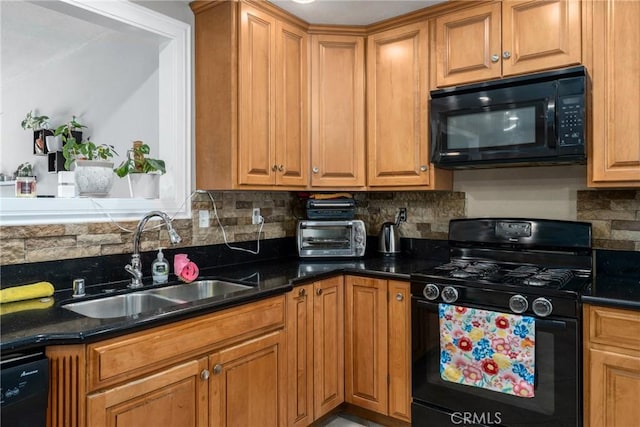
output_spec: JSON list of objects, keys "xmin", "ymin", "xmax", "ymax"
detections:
[
  {"xmin": 586, "ymin": 0, "xmax": 640, "ymax": 187},
  {"xmin": 434, "ymin": 2, "xmax": 502, "ymax": 87},
  {"xmin": 192, "ymin": 1, "xmax": 308, "ymax": 190},
  {"xmin": 311, "ymin": 34, "xmax": 366, "ymax": 188},
  {"xmin": 367, "ymin": 22, "xmax": 431, "ymax": 188},
  {"xmin": 238, "ymin": 4, "xmax": 277, "ymax": 186},
  {"xmin": 434, "ymin": 0, "xmax": 581, "ymax": 88},
  {"xmin": 275, "ymin": 21, "xmax": 309, "ymax": 187},
  {"xmin": 502, "ymin": 0, "xmax": 581, "ymax": 76},
  {"xmin": 239, "ymin": 3, "xmax": 309, "ymax": 187}
]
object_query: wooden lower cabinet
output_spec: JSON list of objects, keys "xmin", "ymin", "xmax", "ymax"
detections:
[
  {"xmin": 286, "ymin": 277, "xmax": 345, "ymax": 426},
  {"xmin": 344, "ymin": 276, "xmax": 412, "ymax": 423},
  {"xmin": 584, "ymin": 304, "xmax": 640, "ymax": 427},
  {"xmin": 286, "ymin": 275, "xmax": 410, "ymax": 426},
  {"xmin": 47, "ymin": 295, "xmax": 286, "ymax": 427},
  {"xmin": 87, "ymin": 358, "xmax": 209, "ymax": 427},
  {"xmin": 210, "ymin": 330, "xmax": 286, "ymax": 427}
]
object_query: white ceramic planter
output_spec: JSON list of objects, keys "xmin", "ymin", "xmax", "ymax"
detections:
[
  {"xmin": 74, "ymin": 160, "xmax": 114, "ymax": 197},
  {"xmin": 128, "ymin": 173, "xmax": 160, "ymax": 199}
]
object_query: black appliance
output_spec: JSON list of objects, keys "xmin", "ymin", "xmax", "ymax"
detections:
[
  {"xmin": 430, "ymin": 66, "xmax": 586, "ymax": 169},
  {"xmin": 306, "ymin": 198, "xmax": 355, "ymax": 220},
  {"xmin": 1, "ymin": 351, "xmax": 49, "ymax": 427},
  {"xmin": 411, "ymin": 218, "xmax": 592, "ymax": 427}
]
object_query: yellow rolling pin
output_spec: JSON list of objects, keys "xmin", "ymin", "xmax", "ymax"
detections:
[{"xmin": 0, "ymin": 281, "xmax": 55, "ymax": 304}]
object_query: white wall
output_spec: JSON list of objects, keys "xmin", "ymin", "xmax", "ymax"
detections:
[
  {"xmin": 454, "ymin": 165, "xmax": 588, "ymax": 220},
  {"xmin": 0, "ymin": 1, "xmax": 194, "ymax": 197}
]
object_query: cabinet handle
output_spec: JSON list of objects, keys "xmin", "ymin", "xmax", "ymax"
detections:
[
  {"xmin": 312, "ymin": 167, "xmax": 319, "ymax": 174},
  {"xmin": 299, "ymin": 288, "xmax": 306, "ymax": 298},
  {"xmin": 213, "ymin": 364, "xmax": 223, "ymax": 375},
  {"xmin": 491, "ymin": 54, "xmax": 500, "ymax": 63},
  {"xmin": 200, "ymin": 369, "xmax": 210, "ymax": 381},
  {"xmin": 271, "ymin": 164, "xmax": 278, "ymax": 172},
  {"xmin": 420, "ymin": 165, "xmax": 428, "ymax": 172},
  {"xmin": 278, "ymin": 164, "xmax": 284, "ymax": 172},
  {"xmin": 396, "ymin": 293, "xmax": 404, "ymax": 302},
  {"xmin": 502, "ymin": 51, "xmax": 511, "ymax": 59},
  {"xmin": 316, "ymin": 288, "xmax": 323, "ymax": 296}
]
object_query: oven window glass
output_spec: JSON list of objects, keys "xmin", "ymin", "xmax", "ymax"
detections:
[
  {"xmin": 299, "ymin": 226, "xmax": 351, "ymax": 250},
  {"xmin": 447, "ymin": 106, "xmax": 537, "ymax": 149}
]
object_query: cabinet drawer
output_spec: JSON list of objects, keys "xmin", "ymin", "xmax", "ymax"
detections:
[
  {"xmin": 87, "ymin": 295, "xmax": 285, "ymax": 391},
  {"xmin": 588, "ymin": 305, "xmax": 640, "ymax": 351}
]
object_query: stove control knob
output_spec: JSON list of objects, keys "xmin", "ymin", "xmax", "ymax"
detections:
[
  {"xmin": 423, "ymin": 284, "xmax": 440, "ymax": 300},
  {"xmin": 532, "ymin": 297, "xmax": 553, "ymax": 317},
  {"xmin": 441, "ymin": 286, "xmax": 459, "ymax": 303},
  {"xmin": 509, "ymin": 295, "xmax": 528, "ymax": 314}
]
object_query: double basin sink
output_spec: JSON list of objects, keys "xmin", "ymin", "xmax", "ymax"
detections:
[{"xmin": 62, "ymin": 280, "xmax": 254, "ymax": 319}]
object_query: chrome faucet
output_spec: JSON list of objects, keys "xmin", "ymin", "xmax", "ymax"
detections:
[{"xmin": 125, "ymin": 211, "xmax": 182, "ymax": 288}]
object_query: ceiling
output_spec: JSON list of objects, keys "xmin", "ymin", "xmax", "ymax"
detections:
[{"xmin": 268, "ymin": 0, "xmax": 445, "ymax": 25}]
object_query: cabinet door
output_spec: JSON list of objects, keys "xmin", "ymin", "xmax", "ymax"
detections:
[
  {"xmin": 238, "ymin": 3, "xmax": 277, "ymax": 185},
  {"xmin": 286, "ymin": 285, "xmax": 314, "ymax": 427},
  {"xmin": 367, "ymin": 23, "xmax": 430, "ymax": 187},
  {"xmin": 345, "ymin": 276, "xmax": 388, "ymax": 414},
  {"xmin": 311, "ymin": 34, "xmax": 366, "ymax": 188},
  {"xmin": 588, "ymin": 348, "xmax": 640, "ymax": 427},
  {"xmin": 210, "ymin": 331, "xmax": 286, "ymax": 427},
  {"xmin": 86, "ymin": 358, "xmax": 209, "ymax": 427},
  {"xmin": 502, "ymin": 0, "xmax": 581, "ymax": 76},
  {"xmin": 313, "ymin": 276, "xmax": 345, "ymax": 418},
  {"xmin": 434, "ymin": 2, "xmax": 502, "ymax": 87},
  {"xmin": 388, "ymin": 281, "xmax": 411, "ymax": 422},
  {"xmin": 588, "ymin": 0, "xmax": 640, "ymax": 186},
  {"xmin": 275, "ymin": 21, "xmax": 309, "ymax": 187}
]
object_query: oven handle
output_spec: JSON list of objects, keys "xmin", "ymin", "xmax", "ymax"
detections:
[{"xmin": 414, "ymin": 298, "xmax": 576, "ymax": 329}]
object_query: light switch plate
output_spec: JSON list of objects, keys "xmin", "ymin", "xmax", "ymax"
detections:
[{"xmin": 198, "ymin": 210, "xmax": 210, "ymax": 228}]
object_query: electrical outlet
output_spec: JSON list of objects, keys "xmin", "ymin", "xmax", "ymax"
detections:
[
  {"xmin": 252, "ymin": 208, "xmax": 261, "ymax": 225},
  {"xmin": 198, "ymin": 210, "xmax": 210, "ymax": 228},
  {"xmin": 398, "ymin": 207, "xmax": 407, "ymax": 223}
]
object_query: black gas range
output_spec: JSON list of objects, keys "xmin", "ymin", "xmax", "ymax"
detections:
[{"xmin": 411, "ymin": 218, "xmax": 592, "ymax": 427}]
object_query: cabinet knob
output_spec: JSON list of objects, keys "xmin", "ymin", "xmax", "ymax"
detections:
[
  {"xmin": 316, "ymin": 288, "xmax": 323, "ymax": 296},
  {"xmin": 278, "ymin": 164, "xmax": 285, "ymax": 172},
  {"xmin": 396, "ymin": 293, "xmax": 404, "ymax": 301},
  {"xmin": 420, "ymin": 165, "xmax": 428, "ymax": 172},
  {"xmin": 502, "ymin": 51, "xmax": 511, "ymax": 59},
  {"xmin": 200, "ymin": 369, "xmax": 210, "ymax": 381},
  {"xmin": 491, "ymin": 54, "xmax": 500, "ymax": 63},
  {"xmin": 312, "ymin": 167, "xmax": 319, "ymax": 174},
  {"xmin": 271, "ymin": 164, "xmax": 278, "ymax": 172},
  {"xmin": 298, "ymin": 288, "xmax": 306, "ymax": 298},
  {"xmin": 213, "ymin": 364, "xmax": 223, "ymax": 375}
]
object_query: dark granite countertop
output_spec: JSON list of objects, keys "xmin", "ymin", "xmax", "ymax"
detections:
[
  {"xmin": 0, "ymin": 252, "xmax": 439, "ymax": 354},
  {"xmin": 581, "ymin": 249, "xmax": 640, "ymax": 311},
  {"xmin": 2, "ymin": 240, "xmax": 638, "ymax": 355}
]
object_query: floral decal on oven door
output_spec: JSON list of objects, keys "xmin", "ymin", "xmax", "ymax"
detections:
[{"xmin": 439, "ymin": 303, "xmax": 536, "ymax": 398}]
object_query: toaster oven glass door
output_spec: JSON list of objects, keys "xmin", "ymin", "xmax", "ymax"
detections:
[{"xmin": 299, "ymin": 225, "xmax": 352, "ymax": 251}]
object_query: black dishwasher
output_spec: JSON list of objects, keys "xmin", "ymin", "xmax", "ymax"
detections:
[{"xmin": 1, "ymin": 351, "xmax": 49, "ymax": 427}]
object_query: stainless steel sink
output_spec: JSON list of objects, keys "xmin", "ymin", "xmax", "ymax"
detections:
[
  {"xmin": 62, "ymin": 280, "xmax": 255, "ymax": 319},
  {"xmin": 62, "ymin": 293, "xmax": 179, "ymax": 319},
  {"xmin": 146, "ymin": 280, "xmax": 254, "ymax": 302}
]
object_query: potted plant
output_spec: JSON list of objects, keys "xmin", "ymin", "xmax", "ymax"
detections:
[
  {"xmin": 21, "ymin": 111, "xmax": 52, "ymax": 155},
  {"xmin": 54, "ymin": 116, "xmax": 85, "ymax": 149},
  {"xmin": 62, "ymin": 137, "xmax": 118, "ymax": 197},
  {"xmin": 114, "ymin": 141, "xmax": 166, "ymax": 198},
  {"xmin": 13, "ymin": 162, "xmax": 36, "ymax": 197}
]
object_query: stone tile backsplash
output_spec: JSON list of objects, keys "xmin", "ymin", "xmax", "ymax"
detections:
[{"xmin": 1, "ymin": 189, "xmax": 638, "ymax": 266}]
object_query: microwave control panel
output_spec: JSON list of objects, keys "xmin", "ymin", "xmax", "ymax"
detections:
[{"xmin": 557, "ymin": 95, "xmax": 584, "ymax": 147}]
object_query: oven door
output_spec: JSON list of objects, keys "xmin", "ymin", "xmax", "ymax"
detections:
[{"xmin": 411, "ymin": 298, "xmax": 581, "ymax": 427}]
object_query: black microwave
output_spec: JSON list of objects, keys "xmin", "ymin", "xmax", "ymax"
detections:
[{"xmin": 430, "ymin": 66, "xmax": 587, "ymax": 169}]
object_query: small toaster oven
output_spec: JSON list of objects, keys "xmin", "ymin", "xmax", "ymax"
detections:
[{"xmin": 297, "ymin": 220, "xmax": 366, "ymax": 258}]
